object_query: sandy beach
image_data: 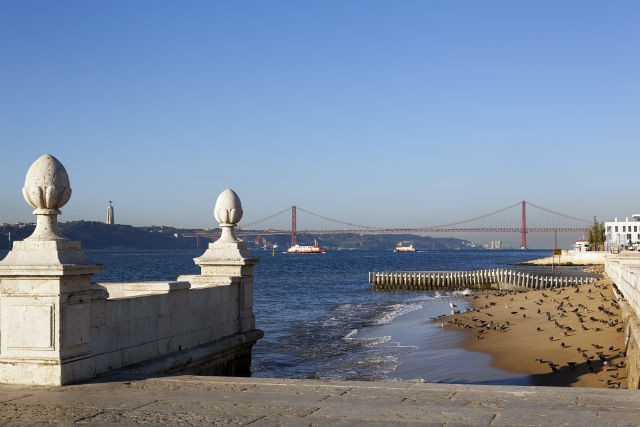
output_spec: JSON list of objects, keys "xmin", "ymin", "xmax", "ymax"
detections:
[{"xmin": 437, "ymin": 274, "xmax": 627, "ymax": 388}]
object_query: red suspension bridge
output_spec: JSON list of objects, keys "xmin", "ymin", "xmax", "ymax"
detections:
[{"xmin": 235, "ymin": 200, "xmax": 591, "ymax": 249}]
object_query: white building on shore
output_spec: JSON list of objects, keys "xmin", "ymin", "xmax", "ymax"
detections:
[
  {"xmin": 605, "ymin": 215, "xmax": 640, "ymax": 249},
  {"xmin": 485, "ymin": 240, "xmax": 502, "ymax": 250}
]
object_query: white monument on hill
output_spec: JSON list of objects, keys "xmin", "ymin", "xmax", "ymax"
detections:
[{"xmin": 106, "ymin": 201, "xmax": 114, "ymax": 224}]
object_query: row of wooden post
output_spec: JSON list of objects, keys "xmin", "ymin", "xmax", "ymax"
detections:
[{"xmin": 369, "ymin": 269, "xmax": 597, "ymax": 291}]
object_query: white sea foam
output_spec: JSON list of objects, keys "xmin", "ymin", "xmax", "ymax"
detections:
[
  {"xmin": 356, "ymin": 355, "xmax": 399, "ymax": 365},
  {"xmin": 386, "ymin": 343, "xmax": 419, "ymax": 351},
  {"xmin": 351, "ymin": 335, "xmax": 392, "ymax": 347},
  {"xmin": 344, "ymin": 329, "xmax": 359, "ymax": 340},
  {"xmin": 375, "ymin": 302, "xmax": 423, "ymax": 325},
  {"xmin": 320, "ymin": 318, "xmax": 340, "ymax": 327}
]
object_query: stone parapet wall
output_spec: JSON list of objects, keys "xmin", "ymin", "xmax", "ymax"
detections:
[
  {"xmin": 561, "ymin": 250, "xmax": 609, "ymax": 263},
  {"xmin": 613, "ymin": 290, "xmax": 640, "ymax": 388},
  {"xmin": 88, "ymin": 278, "xmax": 254, "ymax": 378},
  {"xmin": 605, "ymin": 253, "xmax": 640, "ymax": 388},
  {"xmin": 522, "ymin": 250, "xmax": 608, "ymax": 266},
  {"xmin": 605, "ymin": 254, "xmax": 640, "ymax": 316}
]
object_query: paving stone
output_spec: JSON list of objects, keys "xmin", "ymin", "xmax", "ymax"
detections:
[{"xmin": 0, "ymin": 376, "xmax": 639, "ymax": 426}]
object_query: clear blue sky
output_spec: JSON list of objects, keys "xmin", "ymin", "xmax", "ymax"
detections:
[{"xmin": 1, "ymin": 1, "xmax": 638, "ymax": 247}]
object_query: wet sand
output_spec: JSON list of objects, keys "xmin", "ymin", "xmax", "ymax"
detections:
[
  {"xmin": 437, "ymin": 277, "xmax": 628, "ymax": 388},
  {"xmin": 370, "ymin": 300, "xmax": 532, "ymax": 384}
]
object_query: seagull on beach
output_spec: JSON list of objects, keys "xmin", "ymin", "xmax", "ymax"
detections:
[{"xmin": 449, "ymin": 302, "xmax": 457, "ymax": 309}]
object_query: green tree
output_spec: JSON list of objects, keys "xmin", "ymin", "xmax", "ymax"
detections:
[{"xmin": 588, "ymin": 216, "xmax": 605, "ymax": 251}]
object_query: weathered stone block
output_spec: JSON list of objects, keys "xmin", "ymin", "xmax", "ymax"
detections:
[
  {"xmin": 61, "ymin": 302, "xmax": 91, "ymax": 357},
  {"xmin": 4, "ymin": 303, "xmax": 55, "ymax": 351}
]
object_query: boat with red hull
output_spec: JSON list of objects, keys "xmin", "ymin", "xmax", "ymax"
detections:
[{"xmin": 287, "ymin": 240, "xmax": 326, "ymax": 254}]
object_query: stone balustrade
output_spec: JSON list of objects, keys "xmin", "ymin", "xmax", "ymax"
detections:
[
  {"xmin": 605, "ymin": 252, "xmax": 640, "ymax": 388},
  {"xmin": 605, "ymin": 253, "xmax": 640, "ymax": 315},
  {"xmin": 0, "ymin": 154, "xmax": 262, "ymax": 385}
]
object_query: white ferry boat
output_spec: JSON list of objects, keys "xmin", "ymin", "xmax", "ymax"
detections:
[
  {"xmin": 287, "ymin": 240, "xmax": 326, "ymax": 254},
  {"xmin": 394, "ymin": 242, "xmax": 417, "ymax": 252}
]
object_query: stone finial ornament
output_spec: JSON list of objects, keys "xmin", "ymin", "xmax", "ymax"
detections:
[
  {"xmin": 214, "ymin": 189, "xmax": 243, "ymax": 243},
  {"xmin": 23, "ymin": 154, "xmax": 72, "ymax": 213},
  {"xmin": 22, "ymin": 154, "xmax": 71, "ymax": 240},
  {"xmin": 193, "ymin": 188, "xmax": 255, "ymax": 274}
]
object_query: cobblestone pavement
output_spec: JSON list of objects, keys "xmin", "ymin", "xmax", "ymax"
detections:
[{"xmin": 0, "ymin": 376, "xmax": 639, "ymax": 426}]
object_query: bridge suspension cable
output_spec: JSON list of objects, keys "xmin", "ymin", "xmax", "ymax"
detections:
[
  {"xmin": 238, "ymin": 200, "xmax": 591, "ymax": 249},
  {"xmin": 239, "ymin": 206, "xmax": 291, "ymax": 230},
  {"xmin": 295, "ymin": 206, "xmax": 380, "ymax": 231},
  {"xmin": 428, "ymin": 201, "xmax": 523, "ymax": 230},
  {"xmin": 525, "ymin": 201, "xmax": 591, "ymax": 224}
]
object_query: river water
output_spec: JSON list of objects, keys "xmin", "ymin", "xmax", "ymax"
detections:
[{"xmin": 0, "ymin": 247, "xmax": 549, "ymax": 384}]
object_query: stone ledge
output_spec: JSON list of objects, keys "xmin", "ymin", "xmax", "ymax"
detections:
[
  {"xmin": 96, "ymin": 281, "xmax": 191, "ymax": 297},
  {"xmin": 1, "ymin": 376, "xmax": 640, "ymax": 426}
]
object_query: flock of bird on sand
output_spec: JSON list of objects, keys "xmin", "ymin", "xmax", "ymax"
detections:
[{"xmin": 434, "ymin": 279, "xmax": 627, "ymax": 388}]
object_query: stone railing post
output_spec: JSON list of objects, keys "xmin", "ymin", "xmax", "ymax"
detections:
[
  {"xmin": 0, "ymin": 154, "xmax": 102, "ymax": 385},
  {"xmin": 191, "ymin": 189, "xmax": 259, "ymax": 334}
]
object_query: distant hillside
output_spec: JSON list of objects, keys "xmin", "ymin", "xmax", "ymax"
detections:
[
  {"xmin": 0, "ymin": 221, "xmax": 205, "ymax": 250},
  {"xmin": 60, "ymin": 221, "xmax": 206, "ymax": 249},
  {"xmin": 0, "ymin": 222, "xmax": 481, "ymax": 251}
]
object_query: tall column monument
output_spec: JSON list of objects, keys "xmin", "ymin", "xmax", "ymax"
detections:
[{"xmin": 106, "ymin": 201, "xmax": 114, "ymax": 225}]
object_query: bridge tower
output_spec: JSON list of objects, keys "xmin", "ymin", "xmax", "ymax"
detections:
[
  {"xmin": 291, "ymin": 205, "xmax": 297, "ymax": 247},
  {"xmin": 521, "ymin": 200, "xmax": 527, "ymax": 249}
]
